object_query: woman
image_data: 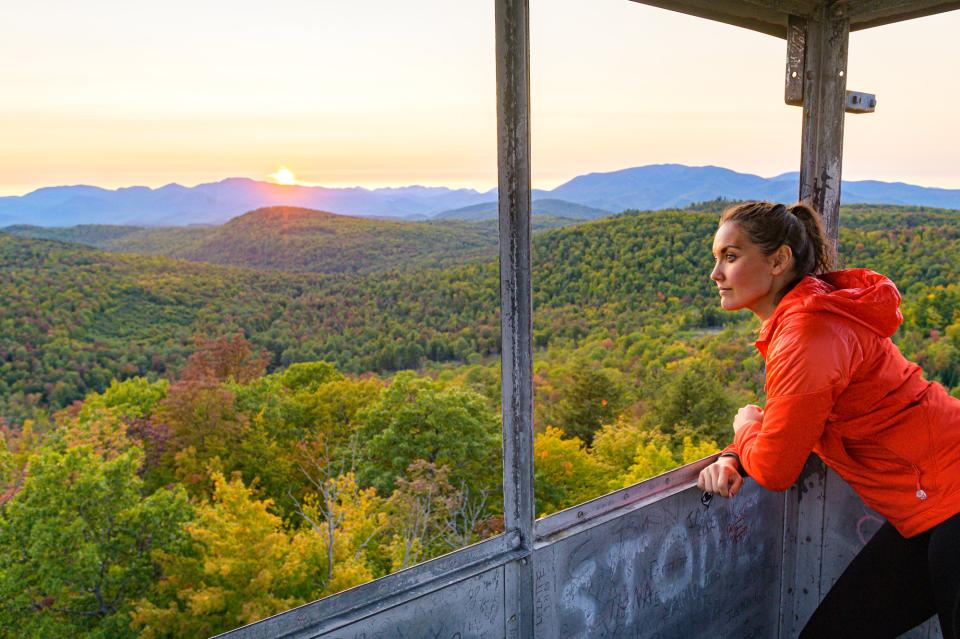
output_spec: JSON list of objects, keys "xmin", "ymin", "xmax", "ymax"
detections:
[{"xmin": 697, "ymin": 201, "xmax": 960, "ymax": 638}]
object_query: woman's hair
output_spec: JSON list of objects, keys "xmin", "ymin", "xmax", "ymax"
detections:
[{"xmin": 719, "ymin": 201, "xmax": 835, "ymax": 282}]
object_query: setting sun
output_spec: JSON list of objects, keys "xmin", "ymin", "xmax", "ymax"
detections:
[{"xmin": 267, "ymin": 166, "xmax": 298, "ymax": 185}]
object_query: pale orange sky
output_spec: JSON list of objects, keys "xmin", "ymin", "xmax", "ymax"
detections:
[{"xmin": 1, "ymin": 1, "xmax": 958, "ymax": 196}]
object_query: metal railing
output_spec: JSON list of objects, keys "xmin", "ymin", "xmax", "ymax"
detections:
[{"xmin": 216, "ymin": 455, "xmax": 941, "ymax": 638}]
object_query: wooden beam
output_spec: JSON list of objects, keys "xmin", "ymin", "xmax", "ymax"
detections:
[
  {"xmin": 495, "ymin": 0, "xmax": 535, "ymax": 637},
  {"xmin": 629, "ymin": 0, "xmax": 792, "ymax": 37},
  {"xmin": 849, "ymin": 0, "xmax": 959, "ymax": 18},
  {"xmin": 798, "ymin": 2, "xmax": 850, "ymax": 245},
  {"xmin": 850, "ymin": 0, "xmax": 960, "ymax": 30},
  {"xmin": 741, "ymin": 0, "xmax": 817, "ymax": 16},
  {"xmin": 630, "ymin": 0, "xmax": 960, "ymax": 35}
]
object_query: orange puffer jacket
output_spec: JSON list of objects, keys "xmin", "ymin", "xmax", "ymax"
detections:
[{"xmin": 724, "ymin": 269, "xmax": 960, "ymax": 537}]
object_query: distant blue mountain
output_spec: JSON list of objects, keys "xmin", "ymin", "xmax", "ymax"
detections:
[
  {"xmin": 1, "ymin": 164, "xmax": 958, "ymax": 227},
  {"xmin": 550, "ymin": 165, "xmax": 801, "ymax": 211},
  {"xmin": 0, "ymin": 179, "xmax": 499, "ymax": 227}
]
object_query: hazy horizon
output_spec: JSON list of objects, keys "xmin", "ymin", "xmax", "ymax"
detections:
[{"xmin": 7, "ymin": 161, "xmax": 960, "ymax": 201}]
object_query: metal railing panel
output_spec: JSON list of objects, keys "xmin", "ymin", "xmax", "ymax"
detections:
[
  {"xmin": 214, "ymin": 530, "xmax": 522, "ymax": 639},
  {"xmin": 306, "ymin": 564, "xmax": 508, "ymax": 639},
  {"xmin": 214, "ymin": 457, "xmax": 951, "ymax": 639},
  {"xmin": 532, "ymin": 478, "xmax": 785, "ymax": 638}
]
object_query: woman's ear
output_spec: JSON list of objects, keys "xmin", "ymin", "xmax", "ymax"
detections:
[{"xmin": 770, "ymin": 244, "xmax": 794, "ymax": 275}]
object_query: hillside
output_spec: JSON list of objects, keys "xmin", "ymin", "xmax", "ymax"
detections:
[
  {"xmin": 2, "ymin": 204, "xmax": 960, "ymax": 420},
  {"xmin": 1, "ymin": 224, "xmax": 150, "ymax": 247},
  {"xmin": 120, "ymin": 207, "xmax": 500, "ymax": 273},
  {"xmin": 3, "ymin": 208, "xmax": 582, "ymax": 274},
  {"xmin": 434, "ymin": 198, "xmax": 612, "ymax": 221}
]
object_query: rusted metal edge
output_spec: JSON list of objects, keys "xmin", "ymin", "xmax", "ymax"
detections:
[
  {"xmin": 533, "ymin": 455, "xmax": 720, "ymax": 545},
  {"xmin": 213, "ymin": 530, "xmax": 523, "ymax": 639}
]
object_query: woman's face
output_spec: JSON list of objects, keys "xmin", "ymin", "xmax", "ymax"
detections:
[{"xmin": 710, "ymin": 221, "xmax": 784, "ymax": 320}]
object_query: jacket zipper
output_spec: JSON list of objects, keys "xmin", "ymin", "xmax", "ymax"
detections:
[
  {"xmin": 912, "ymin": 464, "xmax": 928, "ymax": 501},
  {"xmin": 841, "ymin": 438, "xmax": 930, "ymax": 502}
]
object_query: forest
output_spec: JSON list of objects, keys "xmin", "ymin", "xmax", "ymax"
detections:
[
  {"xmin": 2, "ymin": 206, "xmax": 577, "ymax": 275},
  {"xmin": 1, "ymin": 203, "xmax": 960, "ymax": 637}
]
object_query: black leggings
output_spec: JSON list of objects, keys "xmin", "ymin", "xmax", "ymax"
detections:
[{"xmin": 800, "ymin": 510, "xmax": 960, "ymax": 639}]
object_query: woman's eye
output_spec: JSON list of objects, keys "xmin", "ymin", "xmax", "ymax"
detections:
[{"xmin": 725, "ymin": 254, "xmax": 737, "ymax": 262}]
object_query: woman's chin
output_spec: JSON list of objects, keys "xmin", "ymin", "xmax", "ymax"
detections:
[{"xmin": 718, "ymin": 297, "xmax": 738, "ymax": 311}]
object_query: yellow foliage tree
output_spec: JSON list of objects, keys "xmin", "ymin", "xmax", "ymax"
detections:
[
  {"xmin": 56, "ymin": 405, "xmax": 133, "ymax": 460},
  {"xmin": 132, "ymin": 472, "xmax": 369, "ymax": 638},
  {"xmin": 619, "ymin": 442, "xmax": 677, "ymax": 487},
  {"xmin": 680, "ymin": 435, "xmax": 719, "ymax": 464},
  {"xmin": 591, "ymin": 417, "xmax": 647, "ymax": 474},
  {"xmin": 534, "ymin": 427, "xmax": 610, "ymax": 517},
  {"xmin": 618, "ymin": 435, "xmax": 719, "ymax": 487},
  {"xmin": 295, "ymin": 472, "xmax": 386, "ymax": 592}
]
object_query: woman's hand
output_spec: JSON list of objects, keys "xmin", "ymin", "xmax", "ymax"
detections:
[
  {"xmin": 733, "ymin": 404, "xmax": 763, "ymax": 434},
  {"xmin": 698, "ymin": 456, "xmax": 743, "ymax": 498}
]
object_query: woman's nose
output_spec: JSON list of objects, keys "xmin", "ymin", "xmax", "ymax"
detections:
[{"xmin": 710, "ymin": 262, "xmax": 722, "ymax": 282}]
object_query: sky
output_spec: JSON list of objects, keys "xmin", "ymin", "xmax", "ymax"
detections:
[{"xmin": 1, "ymin": 0, "xmax": 958, "ymax": 196}]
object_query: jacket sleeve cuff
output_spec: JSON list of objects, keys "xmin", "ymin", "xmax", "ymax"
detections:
[
  {"xmin": 718, "ymin": 452, "xmax": 748, "ymax": 478},
  {"xmin": 719, "ymin": 441, "xmax": 748, "ymax": 477}
]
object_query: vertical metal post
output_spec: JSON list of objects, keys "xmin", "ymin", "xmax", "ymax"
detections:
[
  {"xmin": 784, "ymin": 4, "xmax": 849, "ymax": 635},
  {"xmin": 495, "ymin": 0, "xmax": 535, "ymax": 637},
  {"xmin": 779, "ymin": 456, "xmax": 829, "ymax": 638},
  {"xmin": 798, "ymin": 1, "xmax": 850, "ymax": 244}
]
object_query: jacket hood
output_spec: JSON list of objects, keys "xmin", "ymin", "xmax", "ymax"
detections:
[{"xmin": 757, "ymin": 269, "xmax": 903, "ymax": 351}]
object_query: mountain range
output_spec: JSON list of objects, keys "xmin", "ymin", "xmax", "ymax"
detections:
[{"xmin": 2, "ymin": 164, "xmax": 959, "ymax": 227}]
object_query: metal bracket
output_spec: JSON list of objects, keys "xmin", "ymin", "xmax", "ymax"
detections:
[
  {"xmin": 786, "ymin": 15, "xmax": 875, "ymax": 115},
  {"xmin": 845, "ymin": 90, "xmax": 876, "ymax": 113}
]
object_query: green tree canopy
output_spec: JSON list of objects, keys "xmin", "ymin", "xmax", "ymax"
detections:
[
  {"xmin": 0, "ymin": 445, "xmax": 191, "ymax": 639},
  {"xmin": 356, "ymin": 372, "xmax": 501, "ymax": 495}
]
